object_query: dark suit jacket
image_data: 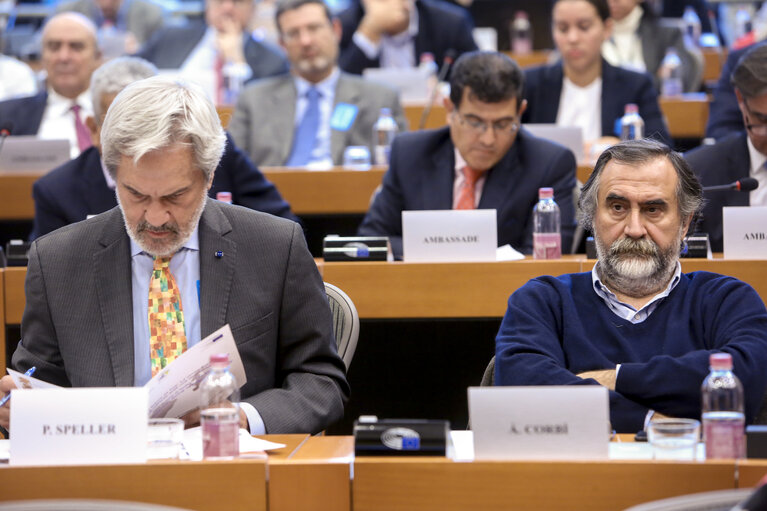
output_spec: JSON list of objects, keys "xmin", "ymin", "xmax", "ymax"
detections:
[
  {"xmin": 357, "ymin": 127, "xmax": 577, "ymax": 258},
  {"xmin": 705, "ymin": 42, "xmax": 764, "ymax": 140},
  {"xmin": 137, "ymin": 20, "xmax": 289, "ymax": 80},
  {"xmin": 30, "ymin": 134, "xmax": 299, "ymax": 239},
  {"xmin": 14, "ymin": 199, "xmax": 349, "ymax": 434},
  {"xmin": 522, "ymin": 60, "xmax": 672, "ymax": 147},
  {"xmin": 337, "ymin": 0, "xmax": 477, "ymax": 75},
  {"xmin": 0, "ymin": 91, "xmax": 47, "ymax": 135},
  {"xmin": 684, "ymin": 132, "xmax": 751, "ymax": 252}
]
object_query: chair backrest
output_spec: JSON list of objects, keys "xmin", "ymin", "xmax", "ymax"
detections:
[
  {"xmin": 480, "ymin": 356, "xmax": 495, "ymax": 386},
  {"xmin": 324, "ymin": 282, "xmax": 359, "ymax": 370},
  {"xmin": 0, "ymin": 500, "xmax": 195, "ymax": 511},
  {"xmin": 623, "ymin": 488, "xmax": 753, "ymax": 511}
]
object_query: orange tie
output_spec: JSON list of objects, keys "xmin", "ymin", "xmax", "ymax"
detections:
[{"xmin": 455, "ymin": 166, "xmax": 484, "ymax": 210}]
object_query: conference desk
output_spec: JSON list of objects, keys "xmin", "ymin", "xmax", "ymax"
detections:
[{"xmin": 3, "ymin": 434, "xmax": 766, "ymax": 511}]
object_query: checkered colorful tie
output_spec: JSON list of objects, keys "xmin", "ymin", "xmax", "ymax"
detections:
[
  {"xmin": 148, "ymin": 256, "xmax": 187, "ymax": 376},
  {"xmin": 455, "ymin": 166, "xmax": 484, "ymax": 209}
]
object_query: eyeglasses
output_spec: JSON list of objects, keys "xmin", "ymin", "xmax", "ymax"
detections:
[
  {"xmin": 281, "ymin": 22, "xmax": 331, "ymax": 42},
  {"xmin": 743, "ymin": 98, "xmax": 767, "ymax": 136},
  {"xmin": 453, "ymin": 111, "xmax": 520, "ymax": 136}
]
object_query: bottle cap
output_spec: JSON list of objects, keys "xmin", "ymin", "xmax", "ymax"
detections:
[
  {"xmin": 216, "ymin": 191, "xmax": 233, "ymax": 203},
  {"xmin": 624, "ymin": 103, "xmax": 639, "ymax": 114},
  {"xmin": 538, "ymin": 187, "xmax": 553, "ymax": 199},
  {"xmin": 709, "ymin": 353, "xmax": 733, "ymax": 370},
  {"xmin": 514, "ymin": 10, "xmax": 529, "ymax": 19},
  {"xmin": 210, "ymin": 353, "xmax": 230, "ymax": 367}
]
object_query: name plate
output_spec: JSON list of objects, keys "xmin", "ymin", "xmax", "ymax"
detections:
[
  {"xmin": 10, "ymin": 387, "xmax": 148, "ymax": 466},
  {"xmin": 402, "ymin": 209, "xmax": 497, "ymax": 262},
  {"xmin": 723, "ymin": 206, "xmax": 767, "ymax": 259},
  {"xmin": 0, "ymin": 136, "xmax": 70, "ymax": 172},
  {"xmin": 468, "ymin": 386, "xmax": 610, "ymax": 460}
]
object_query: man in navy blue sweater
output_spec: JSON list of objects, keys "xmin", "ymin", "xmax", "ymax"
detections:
[{"xmin": 495, "ymin": 139, "xmax": 767, "ymax": 433}]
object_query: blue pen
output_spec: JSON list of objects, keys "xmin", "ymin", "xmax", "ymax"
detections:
[{"xmin": 0, "ymin": 367, "xmax": 36, "ymax": 407}]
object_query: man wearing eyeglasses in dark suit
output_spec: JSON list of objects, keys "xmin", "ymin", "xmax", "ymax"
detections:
[
  {"xmin": 684, "ymin": 43, "xmax": 767, "ymax": 253},
  {"xmin": 357, "ymin": 50, "xmax": 577, "ymax": 259}
]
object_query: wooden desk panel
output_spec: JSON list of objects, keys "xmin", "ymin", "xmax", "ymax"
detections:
[
  {"xmin": 659, "ymin": 94, "xmax": 710, "ymax": 138},
  {"xmin": 352, "ymin": 458, "xmax": 736, "ymax": 511},
  {"xmin": 262, "ymin": 167, "xmax": 385, "ymax": 214},
  {"xmin": 702, "ymin": 48, "xmax": 726, "ymax": 83},
  {"xmin": 269, "ymin": 436, "xmax": 354, "ymax": 511},
  {"xmin": 737, "ymin": 460, "xmax": 767, "ymax": 488},
  {"xmin": 0, "ymin": 173, "xmax": 36, "ymax": 220},
  {"xmin": 0, "ymin": 460, "xmax": 268, "ymax": 511},
  {"xmin": 321, "ymin": 259, "xmax": 582, "ymax": 319},
  {"xmin": 5, "ymin": 266, "xmax": 25, "ymax": 325}
]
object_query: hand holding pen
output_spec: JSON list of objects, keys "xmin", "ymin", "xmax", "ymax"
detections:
[{"xmin": 0, "ymin": 367, "xmax": 36, "ymax": 430}]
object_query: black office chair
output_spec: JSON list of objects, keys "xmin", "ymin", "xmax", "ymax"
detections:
[
  {"xmin": 324, "ymin": 282, "xmax": 360, "ymax": 370},
  {"xmin": 480, "ymin": 356, "xmax": 495, "ymax": 386},
  {"xmin": 623, "ymin": 488, "xmax": 753, "ymax": 511},
  {"xmin": 0, "ymin": 501, "xmax": 195, "ymax": 511}
]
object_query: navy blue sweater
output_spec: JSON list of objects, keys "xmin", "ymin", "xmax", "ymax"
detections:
[{"xmin": 495, "ymin": 271, "xmax": 767, "ymax": 433}]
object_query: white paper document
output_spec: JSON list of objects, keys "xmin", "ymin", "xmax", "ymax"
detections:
[
  {"xmin": 146, "ymin": 324, "xmax": 246, "ymax": 419},
  {"xmin": 6, "ymin": 324, "xmax": 246, "ymax": 420},
  {"xmin": 181, "ymin": 427, "xmax": 286, "ymax": 460}
]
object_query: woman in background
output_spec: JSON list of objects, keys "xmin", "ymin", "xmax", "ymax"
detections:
[{"xmin": 522, "ymin": 0, "xmax": 671, "ymax": 155}]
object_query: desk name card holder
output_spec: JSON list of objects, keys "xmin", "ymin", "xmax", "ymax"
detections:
[
  {"xmin": 10, "ymin": 387, "xmax": 149, "ymax": 466},
  {"xmin": 469, "ymin": 386, "xmax": 610, "ymax": 460},
  {"xmin": 0, "ymin": 136, "xmax": 70, "ymax": 172},
  {"xmin": 323, "ymin": 235, "xmax": 392, "ymax": 261},
  {"xmin": 354, "ymin": 416, "xmax": 449, "ymax": 456},
  {"xmin": 402, "ymin": 209, "xmax": 497, "ymax": 262},
  {"xmin": 723, "ymin": 206, "xmax": 767, "ymax": 259}
]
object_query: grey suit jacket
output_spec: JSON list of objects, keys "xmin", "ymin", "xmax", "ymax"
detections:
[
  {"xmin": 13, "ymin": 199, "xmax": 349, "ymax": 434},
  {"xmin": 56, "ymin": 0, "xmax": 164, "ymax": 44},
  {"xmin": 228, "ymin": 71, "xmax": 407, "ymax": 166}
]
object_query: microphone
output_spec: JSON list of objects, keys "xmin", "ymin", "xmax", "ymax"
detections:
[
  {"xmin": 0, "ymin": 122, "xmax": 12, "ymax": 156},
  {"xmin": 418, "ymin": 49, "xmax": 457, "ymax": 131},
  {"xmin": 702, "ymin": 177, "xmax": 759, "ymax": 193}
]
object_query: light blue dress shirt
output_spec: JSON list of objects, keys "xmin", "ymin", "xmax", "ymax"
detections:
[{"xmin": 130, "ymin": 227, "xmax": 264, "ymax": 434}]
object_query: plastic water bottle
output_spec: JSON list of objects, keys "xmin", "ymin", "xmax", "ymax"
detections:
[
  {"xmin": 510, "ymin": 11, "xmax": 532, "ymax": 55},
  {"xmin": 660, "ymin": 49, "xmax": 684, "ymax": 97},
  {"xmin": 533, "ymin": 187, "xmax": 561, "ymax": 260},
  {"xmin": 372, "ymin": 108, "xmax": 398, "ymax": 166},
  {"xmin": 735, "ymin": 7, "xmax": 753, "ymax": 42},
  {"xmin": 216, "ymin": 191, "xmax": 232, "ymax": 204},
  {"xmin": 620, "ymin": 104, "xmax": 644, "ymax": 141},
  {"xmin": 701, "ymin": 352, "xmax": 745, "ymax": 459},
  {"xmin": 683, "ymin": 6, "xmax": 702, "ymax": 45},
  {"xmin": 200, "ymin": 353, "xmax": 240, "ymax": 460}
]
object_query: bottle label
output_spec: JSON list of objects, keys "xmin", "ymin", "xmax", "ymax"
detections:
[
  {"xmin": 703, "ymin": 416, "xmax": 745, "ymax": 459},
  {"xmin": 202, "ymin": 412, "xmax": 240, "ymax": 458},
  {"xmin": 533, "ymin": 232, "xmax": 561, "ymax": 260},
  {"xmin": 330, "ymin": 103, "xmax": 358, "ymax": 132},
  {"xmin": 374, "ymin": 145, "xmax": 390, "ymax": 166}
]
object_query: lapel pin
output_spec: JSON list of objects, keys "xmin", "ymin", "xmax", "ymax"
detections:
[{"xmin": 215, "ymin": 251, "xmax": 224, "ymax": 259}]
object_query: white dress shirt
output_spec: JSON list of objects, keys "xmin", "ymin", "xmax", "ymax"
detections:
[
  {"xmin": 602, "ymin": 5, "xmax": 646, "ymax": 73},
  {"xmin": 556, "ymin": 76, "xmax": 602, "ymax": 143},
  {"xmin": 37, "ymin": 88, "xmax": 93, "ymax": 159}
]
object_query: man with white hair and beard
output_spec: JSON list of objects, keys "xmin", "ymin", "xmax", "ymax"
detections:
[
  {"xmin": 495, "ymin": 139, "xmax": 767, "ymax": 434},
  {"xmin": 0, "ymin": 76, "xmax": 349, "ymax": 435}
]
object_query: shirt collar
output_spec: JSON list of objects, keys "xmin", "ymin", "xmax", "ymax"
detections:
[
  {"xmin": 130, "ymin": 225, "xmax": 200, "ymax": 258},
  {"xmin": 613, "ymin": 5, "xmax": 643, "ymax": 35},
  {"xmin": 46, "ymin": 87, "xmax": 93, "ymax": 117},
  {"xmin": 100, "ymin": 155, "xmax": 116, "ymax": 190},
  {"xmin": 293, "ymin": 66, "xmax": 340, "ymax": 98},
  {"xmin": 747, "ymin": 136, "xmax": 767, "ymax": 176},
  {"xmin": 591, "ymin": 260, "xmax": 682, "ymax": 312}
]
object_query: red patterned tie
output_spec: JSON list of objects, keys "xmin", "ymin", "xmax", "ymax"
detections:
[
  {"xmin": 455, "ymin": 166, "xmax": 484, "ymax": 209},
  {"xmin": 71, "ymin": 104, "xmax": 92, "ymax": 152},
  {"xmin": 148, "ymin": 256, "xmax": 187, "ymax": 376}
]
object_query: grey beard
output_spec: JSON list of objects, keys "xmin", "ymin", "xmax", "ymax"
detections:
[{"xmin": 595, "ymin": 233, "xmax": 680, "ymax": 299}]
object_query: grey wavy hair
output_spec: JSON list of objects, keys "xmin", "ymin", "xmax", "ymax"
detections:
[
  {"xmin": 90, "ymin": 57, "xmax": 158, "ymax": 122},
  {"xmin": 100, "ymin": 76, "xmax": 226, "ymax": 181},
  {"xmin": 578, "ymin": 139, "xmax": 703, "ymax": 231}
]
